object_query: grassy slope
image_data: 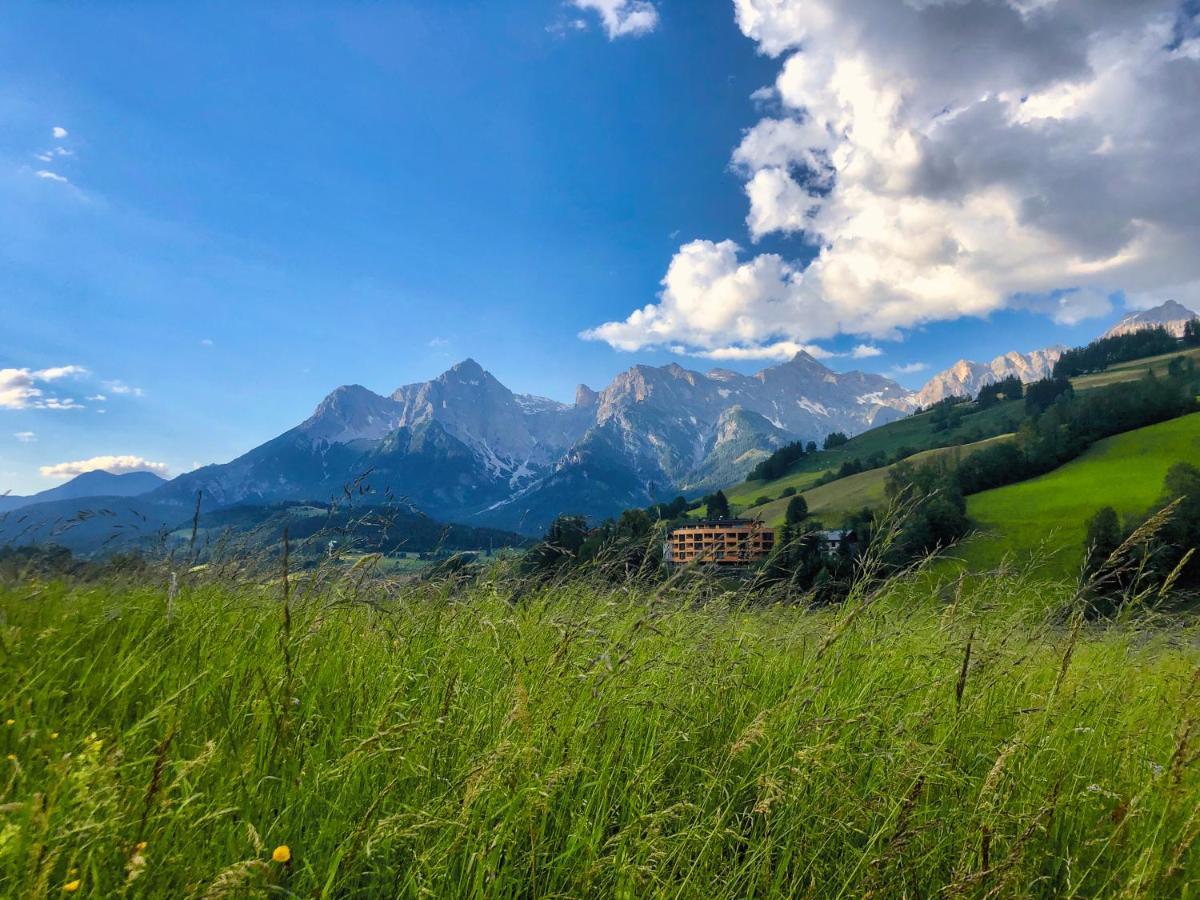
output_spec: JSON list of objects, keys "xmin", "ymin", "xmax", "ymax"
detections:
[
  {"xmin": 720, "ymin": 400, "xmax": 1024, "ymax": 511},
  {"xmin": 748, "ymin": 434, "xmax": 1014, "ymax": 527},
  {"xmin": 1071, "ymin": 345, "xmax": 1200, "ymax": 392},
  {"xmin": 4, "ymin": 572, "xmax": 1200, "ymax": 897},
  {"xmin": 954, "ymin": 412, "xmax": 1200, "ymax": 579}
]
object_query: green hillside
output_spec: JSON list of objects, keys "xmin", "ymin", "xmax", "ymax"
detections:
[
  {"xmin": 719, "ymin": 345, "xmax": 1200, "ymax": 516},
  {"xmin": 721, "ymin": 400, "xmax": 1023, "ymax": 511},
  {"xmin": 1072, "ymin": 346, "xmax": 1200, "ymax": 392},
  {"xmin": 745, "ymin": 434, "xmax": 1014, "ymax": 526},
  {"xmin": 954, "ymin": 412, "xmax": 1200, "ymax": 579}
]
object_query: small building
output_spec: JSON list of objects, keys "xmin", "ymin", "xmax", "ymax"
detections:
[
  {"xmin": 665, "ymin": 518, "xmax": 776, "ymax": 567},
  {"xmin": 815, "ymin": 529, "xmax": 860, "ymax": 557}
]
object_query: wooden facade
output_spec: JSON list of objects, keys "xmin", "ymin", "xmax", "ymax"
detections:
[{"xmin": 665, "ymin": 519, "xmax": 775, "ymax": 566}]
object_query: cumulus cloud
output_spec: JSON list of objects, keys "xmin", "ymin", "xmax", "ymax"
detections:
[
  {"xmin": 52, "ymin": 125, "xmax": 68, "ymax": 139},
  {"xmin": 582, "ymin": 239, "xmax": 840, "ymax": 357},
  {"xmin": 0, "ymin": 366, "xmax": 87, "ymax": 410},
  {"xmin": 851, "ymin": 344, "xmax": 883, "ymax": 359},
  {"xmin": 13, "ymin": 432, "xmax": 36, "ymax": 443},
  {"xmin": 40, "ymin": 455, "xmax": 169, "ymax": 480},
  {"xmin": 585, "ymin": 0, "xmax": 1200, "ymax": 357},
  {"xmin": 571, "ymin": 0, "xmax": 659, "ymax": 39}
]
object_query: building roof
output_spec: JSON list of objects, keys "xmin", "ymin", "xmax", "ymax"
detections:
[{"xmin": 671, "ymin": 518, "xmax": 769, "ymax": 531}]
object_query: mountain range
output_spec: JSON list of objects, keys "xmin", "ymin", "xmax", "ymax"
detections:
[
  {"xmin": 2, "ymin": 353, "xmax": 915, "ymax": 543},
  {"xmin": 146, "ymin": 353, "xmax": 915, "ymax": 535},
  {"xmin": 913, "ymin": 348, "xmax": 1064, "ymax": 408},
  {"xmin": 4, "ymin": 301, "xmax": 1190, "ymax": 548}
]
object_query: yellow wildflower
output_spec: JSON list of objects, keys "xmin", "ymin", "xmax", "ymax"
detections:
[
  {"xmin": 49, "ymin": 732, "xmax": 59, "ymax": 740},
  {"xmin": 5, "ymin": 719, "xmax": 13, "ymax": 726},
  {"xmin": 135, "ymin": 841, "xmax": 147, "ymax": 852},
  {"xmin": 63, "ymin": 880, "xmax": 81, "ymax": 893},
  {"xmin": 272, "ymin": 845, "xmax": 291, "ymax": 863},
  {"xmin": 5, "ymin": 754, "xmax": 14, "ymax": 762}
]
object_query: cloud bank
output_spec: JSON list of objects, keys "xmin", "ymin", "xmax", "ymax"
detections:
[
  {"xmin": 0, "ymin": 366, "xmax": 88, "ymax": 410},
  {"xmin": 40, "ymin": 455, "xmax": 169, "ymax": 480},
  {"xmin": 585, "ymin": 0, "xmax": 1200, "ymax": 358}
]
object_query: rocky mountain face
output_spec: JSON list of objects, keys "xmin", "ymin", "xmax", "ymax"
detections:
[
  {"xmin": 915, "ymin": 348, "xmax": 1064, "ymax": 407},
  {"xmin": 143, "ymin": 353, "xmax": 915, "ymax": 535},
  {"xmin": 1103, "ymin": 301, "xmax": 1198, "ymax": 339}
]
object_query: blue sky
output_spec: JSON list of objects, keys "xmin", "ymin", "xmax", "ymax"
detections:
[{"xmin": 1, "ymin": 0, "xmax": 1186, "ymax": 494}]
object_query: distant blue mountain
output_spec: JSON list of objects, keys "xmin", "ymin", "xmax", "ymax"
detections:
[{"xmin": 0, "ymin": 470, "xmax": 166, "ymax": 514}]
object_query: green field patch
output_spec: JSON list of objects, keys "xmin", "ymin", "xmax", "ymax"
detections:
[
  {"xmin": 1071, "ymin": 346, "xmax": 1200, "ymax": 392},
  {"xmin": 956, "ymin": 412, "xmax": 1200, "ymax": 579}
]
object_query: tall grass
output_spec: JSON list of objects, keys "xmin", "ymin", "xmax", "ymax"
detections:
[{"xmin": 2, "ymin": 563, "xmax": 1199, "ymax": 897}]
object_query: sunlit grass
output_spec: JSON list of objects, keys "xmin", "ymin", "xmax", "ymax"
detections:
[
  {"xmin": 957, "ymin": 412, "xmax": 1200, "ymax": 580},
  {"xmin": 2, "ymin": 566, "xmax": 1199, "ymax": 897}
]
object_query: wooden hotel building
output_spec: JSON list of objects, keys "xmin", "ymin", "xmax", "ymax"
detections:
[{"xmin": 665, "ymin": 519, "xmax": 776, "ymax": 567}]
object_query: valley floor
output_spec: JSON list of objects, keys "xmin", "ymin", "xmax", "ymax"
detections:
[{"xmin": 3, "ymin": 568, "xmax": 1200, "ymax": 897}]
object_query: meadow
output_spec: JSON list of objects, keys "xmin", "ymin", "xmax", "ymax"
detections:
[
  {"xmin": 956, "ymin": 412, "xmax": 1200, "ymax": 580},
  {"xmin": 3, "ymin": 560, "xmax": 1200, "ymax": 897},
  {"xmin": 723, "ymin": 401, "xmax": 1025, "ymax": 513},
  {"xmin": 746, "ymin": 435, "xmax": 1015, "ymax": 528}
]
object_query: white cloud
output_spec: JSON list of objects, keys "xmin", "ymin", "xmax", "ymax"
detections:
[
  {"xmin": 547, "ymin": 17, "xmax": 589, "ymax": 37},
  {"xmin": 0, "ymin": 366, "xmax": 87, "ymax": 410},
  {"xmin": 586, "ymin": 0, "xmax": 1200, "ymax": 356},
  {"xmin": 105, "ymin": 380, "xmax": 145, "ymax": 397},
  {"xmin": 52, "ymin": 126, "xmax": 68, "ymax": 139},
  {"xmin": 571, "ymin": 0, "xmax": 659, "ymax": 39},
  {"xmin": 892, "ymin": 362, "xmax": 929, "ymax": 375},
  {"xmin": 36, "ymin": 365, "xmax": 88, "ymax": 381},
  {"xmin": 687, "ymin": 341, "xmax": 834, "ymax": 362},
  {"xmin": 39, "ymin": 398, "xmax": 84, "ymax": 410},
  {"xmin": 86, "ymin": 394, "xmax": 107, "ymax": 402},
  {"xmin": 13, "ymin": 432, "xmax": 36, "ymax": 443},
  {"xmin": 34, "ymin": 170, "xmax": 69, "ymax": 184},
  {"xmin": 1048, "ymin": 288, "xmax": 1115, "ymax": 326},
  {"xmin": 427, "ymin": 337, "xmax": 450, "ymax": 349},
  {"xmin": 199, "ymin": 338, "xmax": 214, "ymax": 347},
  {"xmin": 850, "ymin": 344, "xmax": 883, "ymax": 359},
  {"xmin": 581, "ymin": 238, "xmax": 844, "ymax": 359},
  {"xmin": 0, "ymin": 370, "xmax": 42, "ymax": 410},
  {"xmin": 40, "ymin": 455, "xmax": 169, "ymax": 480}
]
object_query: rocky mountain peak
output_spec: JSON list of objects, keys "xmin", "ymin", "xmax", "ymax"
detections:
[
  {"xmin": 915, "ymin": 347, "xmax": 1064, "ymax": 407},
  {"xmin": 1103, "ymin": 301, "xmax": 1199, "ymax": 339},
  {"xmin": 301, "ymin": 384, "xmax": 403, "ymax": 443},
  {"xmin": 575, "ymin": 384, "xmax": 599, "ymax": 407}
]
